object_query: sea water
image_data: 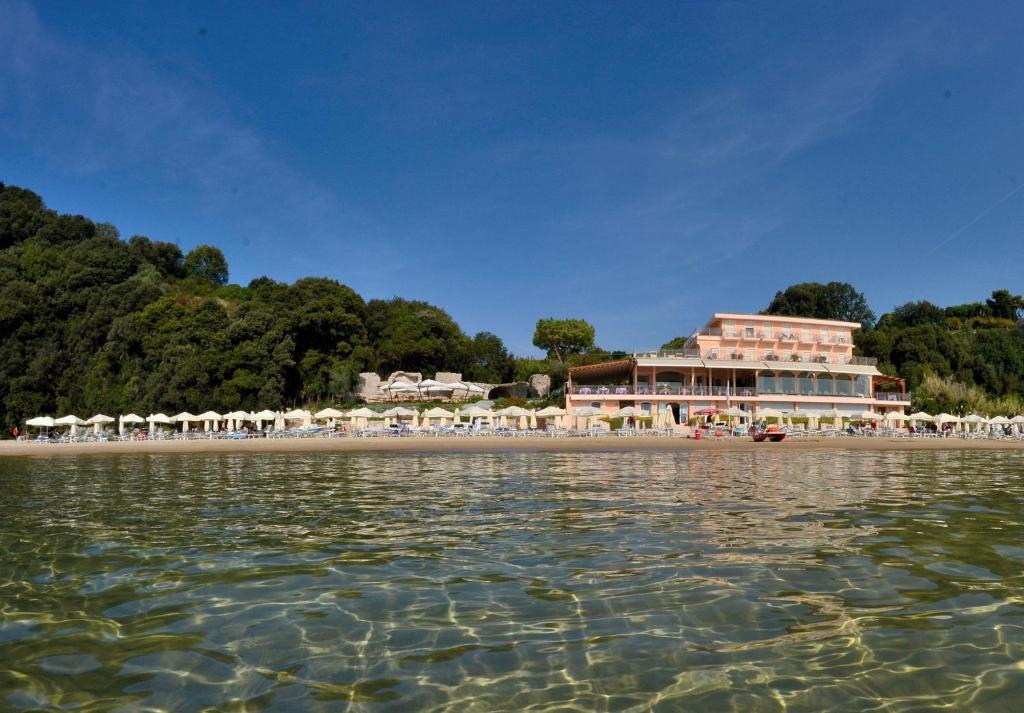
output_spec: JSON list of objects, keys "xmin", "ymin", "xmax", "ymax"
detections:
[{"xmin": 1, "ymin": 450, "xmax": 1023, "ymax": 711}]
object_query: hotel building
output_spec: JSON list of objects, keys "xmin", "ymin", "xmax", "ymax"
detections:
[{"xmin": 565, "ymin": 313, "xmax": 909, "ymax": 422}]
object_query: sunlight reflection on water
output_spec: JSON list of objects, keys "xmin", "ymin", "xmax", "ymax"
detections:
[{"xmin": 1, "ymin": 450, "xmax": 1023, "ymax": 710}]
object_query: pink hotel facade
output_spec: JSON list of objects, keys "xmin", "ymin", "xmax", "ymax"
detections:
[{"xmin": 565, "ymin": 313, "xmax": 909, "ymax": 422}]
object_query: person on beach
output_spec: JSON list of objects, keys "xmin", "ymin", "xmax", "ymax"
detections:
[{"xmin": 11, "ymin": 426, "xmax": 18, "ymax": 441}]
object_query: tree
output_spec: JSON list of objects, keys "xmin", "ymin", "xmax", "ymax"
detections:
[
  {"xmin": 763, "ymin": 282, "xmax": 876, "ymax": 327},
  {"xmin": 986, "ymin": 289, "xmax": 1024, "ymax": 321},
  {"xmin": 532, "ymin": 318, "xmax": 595, "ymax": 364},
  {"xmin": 465, "ymin": 332, "xmax": 515, "ymax": 383},
  {"xmin": 183, "ymin": 245, "xmax": 229, "ymax": 286}
]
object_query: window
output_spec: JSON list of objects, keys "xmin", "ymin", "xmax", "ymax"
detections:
[
  {"xmin": 724, "ymin": 320, "xmax": 735, "ymax": 337},
  {"xmin": 745, "ymin": 348, "xmax": 754, "ymax": 360},
  {"xmin": 745, "ymin": 325, "xmax": 755, "ymax": 337},
  {"xmin": 802, "ymin": 327, "xmax": 812, "ymax": 342},
  {"xmin": 820, "ymin": 327, "xmax": 829, "ymax": 342},
  {"xmin": 762, "ymin": 324, "xmax": 773, "ymax": 338}
]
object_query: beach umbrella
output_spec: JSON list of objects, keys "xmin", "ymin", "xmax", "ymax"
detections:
[
  {"xmin": 282, "ymin": 409, "xmax": 312, "ymax": 429},
  {"xmin": 314, "ymin": 407, "xmax": 345, "ymax": 428},
  {"xmin": 384, "ymin": 381, "xmax": 419, "ymax": 400},
  {"xmin": 86, "ymin": 414, "xmax": 115, "ymax": 435},
  {"xmin": 412, "ymin": 410, "xmax": 420, "ymax": 428},
  {"xmin": 613, "ymin": 406, "xmax": 641, "ymax": 417},
  {"xmin": 26, "ymin": 416, "xmax": 55, "ymax": 435},
  {"xmin": 758, "ymin": 408, "xmax": 785, "ymax": 420},
  {"xmin": 252, "ymin": 409, "xmax": 278, "ymax": 431},
  {"xmin": 961, "ymin": 413, "xmax": 986, "ymax": 433},
  {"xmin": 453, "ymin": 408, "xmax": 461, "ymax": 426},
  {"xmin": 223, "ymin": 410, "xmax": 251, "ymax": 431},
  {"xmin": 462, "ymin": 405, "xmax": 494, "ymax": 428},
  {"xmin": 935, "ymin": 413, "xmax": 959, "ymax": 424},
  {"xmin": 858, "ymin": 410, "xmax": 882, "ymax": 421},
  {"xmin": 423, "ymin": 407, "xmax": 455, "ymax": 427},
  {"xmin": 195, "ymin": 411, "xmax": 222, "ymax": 432},
  {"xmin": 988, "ymin": 415, "xmax": 1009, "ymax": 433},
  {"xmin": 418, "ymin": 379, "xmax": 454, "ymax": 397},
  {"xmin": 572, "ymin": 406, "xmax": 601, "ymax": 430},
  {"xmin": 172, "ymin": 412, "xmax": 197, "ymax": 433},
  {"xmin": 348, "ymin": 406, "xmax": 380, "ymax": 429},
  {"xmin": 1010, "ymin": 415, "xmax": 1024, "ymax": 424},
  {"xmin": 529, "ymin": 410, "xmax": 537, "ymax": 430},
  {"xmin": 54, "ymin": 414, "xmax": 88, "ymax": 436},
  {"xmin": 118, "ymin": 413, "xmax": 143, "ymax": 435},
  {"xmin": 909, "ymin": 411, "xmax": 934, "ymax": 422},
  {"xmin": 663, "ymin": 405, "xmax": 676, "ymax": 429},
  {"xmin": 536, "ymin": 405, "xmax": 566, "ymax": 430},
  {"xmin": 884, "ymin": 411, "xmax": 908, "ymax": 422},
  {"xmin": 146, "ymin": 413, "xmax": 171, "ymax": 435}
]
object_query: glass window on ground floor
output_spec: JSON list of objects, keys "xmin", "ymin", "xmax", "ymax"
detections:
[{"xmin": 835, "ymin": 375, "xmax": 852, "ymax": 396}]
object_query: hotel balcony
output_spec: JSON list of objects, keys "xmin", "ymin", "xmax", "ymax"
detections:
[{"xmin": 567, "ymin": 384, "xmax": 910, "ymax": 402}]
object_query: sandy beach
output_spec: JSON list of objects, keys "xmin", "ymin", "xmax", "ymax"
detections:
[{"xmin": 2, "ymin": 435, "xmax": 1022, "ymax": 457}]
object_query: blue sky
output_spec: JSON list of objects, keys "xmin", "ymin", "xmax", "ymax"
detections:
[{"xmin": 2, "ymin": 1, "xmax": 1023, "ymax": 354}]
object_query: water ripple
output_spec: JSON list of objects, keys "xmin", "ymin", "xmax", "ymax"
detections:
[{"xmin": 1, "ymin": 450, "xmax": 1023, "ymax": 710}]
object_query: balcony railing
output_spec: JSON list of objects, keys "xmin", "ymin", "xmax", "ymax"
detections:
[
  {"xmin": 875, "ymin": 391, "xmax": 912, "ymax": 402},
  {"xmin": 633, "ymin": 349, "xmax": 702, "ymax": 359},
  {"xmin": 567, "ymin": 384, "xmax": 907, "ymax": 401}
]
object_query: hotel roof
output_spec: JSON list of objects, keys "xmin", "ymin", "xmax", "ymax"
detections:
[{"xmin": 707, "ymin": 313, "xmax": 862, "ymax": 329}]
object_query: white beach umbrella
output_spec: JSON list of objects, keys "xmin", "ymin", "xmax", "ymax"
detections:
[
  {"xmin": 934, "ymin": 413, "xmax": 958, "ymax": 424},
  {"xmin": 909, "ymin": 411, "xmax": 934, "ymax": 422},
  {"xmin": 535, "ymin": 406, "xmax": 565, "ymax": 429},
  {"xmin": 661, "ymin": 405, "xmax": 677, "ymax": 429},
  {"xmin": 348, "ymin": 406, "xmax": 380, "ymax": 429},
  {"xmin": 86, "ymin": 414, "xmax": 115, "ymax": 434},
  {"xmin": 423, "ymin": 406, "xmax": 455, "ymax": 427},
  {"xmin": 172, "ymin": 412, "xmax": 197, "ymax": 433},
  {"xmin": 252, "ymin": 409, "xmax": 278, "ymax": 430},
  {"xmin": 119, "ymin": 413, "xmax": 143, "ymax": 435},
  {"xmin": 988, "ymin": 415, "xmax": 1009, "ymax": 432},
  {"xmin": 961, "ymin": 413, "xmax": 986, "ymax": 433},
  {"xmin": 419, "ymin": 379, "xmax": 454, "ymax": 392},
  {"xmin": 1010, "ymin": 415, "xmax": 1024, "ymax": 424},
  {"xmin": 529, "ymin": 410, "xmax": 537, "ymax": 430},
  {"xmin": 462, "ymin": 405, "xmax": 494, "ymax": 428},
  {"xmin": 884, "ymin": 411, "xmax": 908, "ymax": 422},
  {"xmin": 26, "ymin": 416, "xmax": 55, "ymax": 429},
  {"xmin": 314, "ymin": 407, "xmax": 345, "ymax": 428},
  {"xmin": 146, "ymin": 413, "xmax": 171, "ymax": 435},
  {"xmin": 452, "ymin": 408, "xmax": 461, "ymax": 425},
  {"xmin": 572, "ymin": 406, "xmax": 601, "ymax": 430},
  {"xmin": 613, "ymin": 406, "xmax": 641, "ymax": 417},
  {"xmin": 196, "ymin": 411, "xmax": 222, "ymax": 432},
  {"xmin": 282, "ymin": 409, "xmax": 313, "ymax": 429},
  {"xmin": 54, "ymin": 414, "xmax": 87, "ymax": 436},
  {"xmin": 223, "ymin": 410, "xmax": 251, "ymax": 431},
  {"xmin": 757, "ymin": 408, "xmax": 785, "ymax": 420}
]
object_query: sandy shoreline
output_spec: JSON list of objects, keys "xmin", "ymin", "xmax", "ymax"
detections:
[{"xmin": 1, "ymin": 435, "xmax": 1022, "ymax": 457}]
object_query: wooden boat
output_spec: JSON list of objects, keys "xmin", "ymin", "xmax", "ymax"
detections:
[{"xmin": 751, "ymin": 430, "xmax": 786, "ymax": 442}]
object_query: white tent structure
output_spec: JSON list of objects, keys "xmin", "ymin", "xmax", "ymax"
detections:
[
  {"xmin": 146, "ymin": 413, "xmax": 172, "ymax": 436},
  {"xmin": 347, "ymin": 407, "xmax": 381, "ymax": 429},
  {"xmin": 118, "ymin": 413, "xmax": 144, "ymax": 435},
  {"xmin": 418, "ymin": 379, "xmax": 454, "ymax": 396},
  {"xmin": 535, "ymin": 406, "xmax": 566, "ymax": 430},
  {"xmin": 223, "ymin": 411, "xmax": 251, "ymax": 431},
  {"xmin": 172, "ymin": 412, "xmax": 198, "ymax": 434},
  {"xmin": 282, "ymin": 409, "xmax": 313, "ymax": 429},
  {"xmin": 195, "ymin": 411, "xmax": 223, "ymax": 432},
  {"xmin": 961, "ymin": 414, "xmax": 986, "ymax": 433},
  {"xmin": 249, "ymin": 409, "xmax": 277, "ymax": 431},
  {"xmin": 422, "ymin": 407, "xmax": 455, "ymax": 428},
  {"xmin": 988, "ymin": 415, "xmax": 1009, "ymax": 434},
  {"xmin": 85, "ymin": 414, "xmax": 115, "ymax": 435},
  {"xmin": 383, "ymin": 380, "xmax": 419, "ymax": 400},
  {"xmin": 572, "ymin": 406, "xmax": 602, "ymax": 431},
  {"xmin": 54, "ymin": 415, "xmax": 88, "ymax": 436},
  {"xmin": 497, "ymin": 406, "xmax": 531, "ymax": 429},
  {"xmin": 461, "ymin": 405, "xmax": 494, "ymax": 429},
  {"xmin": 935, "ymin": 413, "xmax": 959, "ymax": 432},
  {"xmin": 314, "ymin": 408, "xmax": 346, "ymax": 428},
  {"xmin": 26, "ymin": 416, "xmax": 55, "ymax": 436}
]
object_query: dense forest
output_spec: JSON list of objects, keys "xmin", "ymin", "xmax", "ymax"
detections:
[
  {"xmin": 5, "ymin": 182, "xmax": 1022, "ymax": 428},
  {"xmin": 0, "ymin": 181, "xmax": 529, "ymax": 427}
]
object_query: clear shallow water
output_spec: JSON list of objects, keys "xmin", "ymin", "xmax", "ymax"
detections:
[{"xmin": 1, "ymin": 451, "xmax": 1023, "ymax": 711}]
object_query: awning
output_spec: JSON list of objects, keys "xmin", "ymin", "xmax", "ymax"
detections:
[
  {"xmin": 700, "ymin": 359, "xmax": 768, "ymax": 370},
  {"xmin": 826, "ymin": 363, "xmax": 882, "ymax": 376},
  {"xmin": 568, "ymin": 358, "xmax": 634, "ymax": 383},
  {"xmin": 758, "ymin": 361, "xmax": 831, "ymax": 373}
]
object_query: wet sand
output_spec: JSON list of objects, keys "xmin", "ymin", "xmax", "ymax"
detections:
[{"xmin": 2, "ymin": 435, "xmax": 1022, "ymax": 457}]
